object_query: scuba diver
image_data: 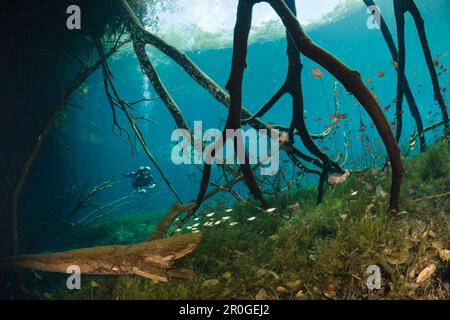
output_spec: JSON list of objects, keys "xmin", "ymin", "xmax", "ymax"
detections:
[{"xmin": 123, "ymin": 166, "xmax": 156, "ymax": 193}]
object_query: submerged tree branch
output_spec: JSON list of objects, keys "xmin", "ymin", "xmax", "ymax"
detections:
[
  {"xmin": 363, "ymin": 0, "xmax": 426, "ymax": 152},
  {"xmin": 266, "ymin": 0, "xmax": 403, "ymax": 213},
  {"xmin": 393, "ymin": 0, "xmax": 449, "ymax": 137},
  {"xmin": 405, "ymin": 117, "xmax": 450, "ymax": 155},
  {"xmin": 284, "ymin": 0, "xmax": 343, "ymax": 203},
  {"xmin": 120, "ymin": 0, "xmax": 322, "ymax": 172},
  {"xmin": 240, "ymin": 0, "xmax": 344, "ymax": 203},
  {"xmin": 132, "ymin": 39, "xmax": 189, "ymax": 130},
  {"xmin": 121, "ymin": 0, "xmax": 404, "ymax": 213},
  {"xmin": 8, "ymin": 40, "xmax": 129, "ymax": 255},
  {"xmin": 95, "ymin": 39, "xmax": 183, "ymax": 203},
  {"xmin": 0, "ymin": 233, "xmax": 202, "ymax": 282}
]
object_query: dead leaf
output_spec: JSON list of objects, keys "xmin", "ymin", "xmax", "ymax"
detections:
[
  {"xmin": 439, "ymin": 249, "xmax": 450, "ymax": 262},
  {"xmin": 324, "ymin": 282, "xmax": 337, "ymax": 299},
  {"xmin": 324, "ymin": 291, "xmax": 336, "ymax": 299},
  {"xmin": 256, "ymin": 269, "xmax": 280, "ymax": 280},
  {"xmin": 406, "ymin": 282, "xmax": 420, "ymax": 293},
  {"xmin": 326, "ymin": 282, "xmax": 337, "ymax": 292},
  {"xmin": 432, "ymin": 241, "xmax": 444, "ymax": 251},
  {"xmin": 408, "ymin": 268, "xmax": 416, "ymax": 280},
  {"xmin": 428, "ymin": 230, "xmax": 437, "ymax": 238},
  {"xmin": 416, "ymin": 264, "xmax": 436, "ymax": 283},
  {"xmin": 202, "ymin": 279, "xmax": 219, "ymax": 287},
  {"xmin": 386, "ymin": 252, "xmax": 409, "ymax": 265},
  {"xmin": 295, "ymin": 290, "xmax": 305, "ymax": 299},
  {"xmin": 276, "ymin": 286, "xmax": 286, "ymax": 293},
  {"xmin": 256, "ymin": 288, "xmax": 267, "ymax": 300},
  {"xmin": 312, "ymin": 68, "xmax": 324, "ymax": 78},
  {"xmin": 267, "ymin": 270, "xmax": 280, "ymax": 280},
  {"xmin": 327, "ymin": 170, "xmax": 350, "ymax": 185},
  {"xmin": 285, "ymin": 279, "xmax": 301, "ymax": 290}
]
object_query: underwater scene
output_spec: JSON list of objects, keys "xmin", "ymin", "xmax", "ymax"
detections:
[{"xmin": 1, "ymin": 0, "xmax": 450, "ymax": 302}]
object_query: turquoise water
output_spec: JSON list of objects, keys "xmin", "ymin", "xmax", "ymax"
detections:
[{"xmin": 42, "ymin": 0, "xmax": 450, "ymax": 209}]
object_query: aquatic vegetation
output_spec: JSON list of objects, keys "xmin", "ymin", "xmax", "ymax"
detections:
[
  {"xmin": 2, "ymin": 0, "xmax": 450, "ymax": 302},
  {"xmin": 7, "ymin": 140, "xmax": 447, "ymax": 300},
  {"xmin": 415, "ymin": 141, "xmax": 450, "ymax": 182}
]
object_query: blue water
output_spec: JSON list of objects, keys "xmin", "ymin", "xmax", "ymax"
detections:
[{"xmin": 22, "ymin": 0, "xmax": 450, "ymax": 234}]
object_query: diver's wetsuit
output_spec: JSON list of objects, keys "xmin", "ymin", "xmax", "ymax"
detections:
[{"xmin": 124, "ymin": 166, "xmax": 156, "ymax": 193}]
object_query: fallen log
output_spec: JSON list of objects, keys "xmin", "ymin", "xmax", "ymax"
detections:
[{"xmin": 0, "ymin": 233, "xmax": 202, "ymax": 282}]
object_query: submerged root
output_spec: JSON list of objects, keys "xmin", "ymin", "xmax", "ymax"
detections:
[{"xmin": 0, "ymin": 233, "xmax": 202, "ymax": 282}]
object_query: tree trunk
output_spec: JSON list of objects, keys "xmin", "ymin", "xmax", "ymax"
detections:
[
  {"xmin": 0, "ymin": 233, "xmax": 202, "ymax": 282},
  {"xmin": 267, "ymin": 0, "xmax": 404, "ymax": 213}
]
